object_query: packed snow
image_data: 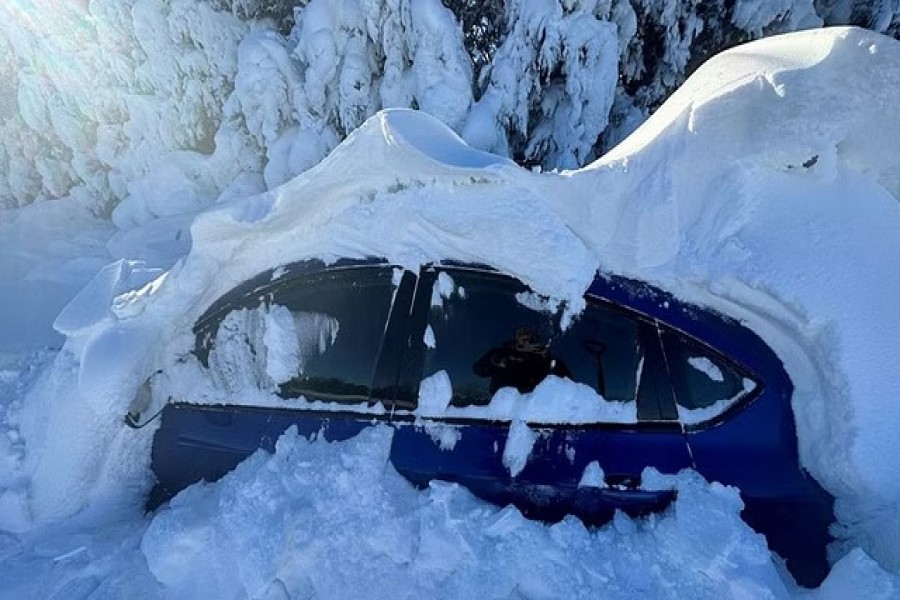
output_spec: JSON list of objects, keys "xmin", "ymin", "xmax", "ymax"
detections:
[
  {"xmin": 412, "ymin": 374, "xmax": 639, "ymax": 424},
  {"xmin": 677, "ymin": 378, "xmax": 757, "ymax": 426},
  {"xmin": 3, "ymin": 24, "xmax": 900, "ymax": 598}
]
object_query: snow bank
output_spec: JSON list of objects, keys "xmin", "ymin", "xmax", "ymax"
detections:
[
  {"xmin": 10, "ymin": 26, "xmax": 900, "ymax": 581},
  {"xmin": 139, "ymin": 426, "xmax": 792, "ymax": 599},
  {"xmin": 2, "ymin": 427, "xmax": 896, "ymax": 598}
]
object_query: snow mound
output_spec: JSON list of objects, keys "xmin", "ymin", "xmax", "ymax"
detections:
[
  {"xmin": 2, "ymin": 428, "xmax": 896, "ymax": 598},
  {"xmin": 566, "ymin": 26, "xmax": 900, "ymax": 512},
  {"xmin": 140, "ymin": 426, "xmax": 790, "ymax": 599}
]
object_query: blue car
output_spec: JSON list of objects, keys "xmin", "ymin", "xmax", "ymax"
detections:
[{"xmin": 139, "ymin": 258, "xmax": 834, "ymax": 586}]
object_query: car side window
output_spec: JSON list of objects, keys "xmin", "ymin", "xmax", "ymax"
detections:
[
  {"xmin": 198, "ymin": 266, "xmax": 396, "ymax": 404},
  {"xmin": 423, "ymin": 270, "xmax": 553, "ymax": 406},
  {"xmin": 660, "ymin": 328, "xmax": 757, "ymax": 424},
  {"xmin": 420, "ymin": 269, "xmax": 649, "ymax": 421},
  {"xmin": 552, "ymin": 301, "xmax": 643, "ymax": 403}
]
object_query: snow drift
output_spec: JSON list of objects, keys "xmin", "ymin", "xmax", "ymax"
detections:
[
  {"xmin": 5, "ymin": 425, "xmax": 896, "ymax": 599},
  {"xmin": 5, "ymin": 26, "xmax": 900, "ymax": 579}
]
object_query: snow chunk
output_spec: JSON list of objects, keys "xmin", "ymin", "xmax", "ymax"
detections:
[
  {"xmin": 502, "ymin": 419, "xmax": 539, "ymax": 477},
  {"xmin": 54, "ymin": 260, "xmax": 164, "ymax": 336},
  {"xmin": 423, "ymin": 325, "xmax": 436, "ymax": 349},
  {"xmin": 813, "ymin": 548, "xmax": 899, "ymax": 599},
  {"xmin": 421, "ymin": 422, "xmax": 462, "ymax": 452},
  {"xmin": 416, "ymin": 370, "xmax": 453, "ymax": 415},
  {"xmin": 411, "ymin": 376, "xmax": 637, "ymax": 425},
  {"xmin": 135, "ymin": 427, "xmax": 792, "ymax": 598},
  {"xmin": 430, "ymin": 271, "xmax": 456, "ymax": 308},
  {"xmin": 688, "ymin": 356, "xmax": 724, "ymax": 382},
  {"xmin": 515, "ymin": 290, "xmax": 562, "ymax": 314},
  {"xmin": 578, "ymin": 461, "xmax": 606, "ymax": 489}
]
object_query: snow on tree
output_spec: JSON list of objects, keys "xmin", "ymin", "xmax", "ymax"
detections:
[
  {"xmin": 0, "ymin": 0, "xmax": 251, "ymax": 219},
  {"xmin": 226, "ymin": 0, "xmax": 474, "ymax": 189},
  {"xmin": 462, "ymin": 0, "xmax": 622, "ymax": 170},
  {"xmin": 2, "ymin": 0, "xmax": 900, "ymax": 217}
]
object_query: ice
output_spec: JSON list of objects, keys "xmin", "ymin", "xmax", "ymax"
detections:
[
  {"xmin": 416, "ymin": 370, "xmax": 453, "ymax": 415},
  {"xmin": 502, "ymin": 419, "xmax": 539, "ymax": 477},
  {"xmin": 579, "ymin": 461, "xmax": 606, "ymax": 488},
  {"xmin": 262, "ymin": 306, "xmax": 301, "ymax": 385},
  {"xmin": 291, "ymin": 311, "xmax": 340, "ymax": 372},
  {"xmin": 688, "ymin": 356, "xmax": 724, "ymax": 383},
  {"xmin": 53, "ymin": 260, "xmax": 164, "ymax": 337},
  {"xmin": 678, "ymin": 378, "xmax": 757, "ymax": 425},
  {"xmin": 410, "ymin": 376, "xmax": 638, "ymax": 425}
]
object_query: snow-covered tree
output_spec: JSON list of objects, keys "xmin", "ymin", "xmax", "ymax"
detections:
[
  {"xmin": 2, "ymin": 0, "xmax": 900, "ymax": 217},
  {"xmin": 461, "ymin": 0, "xmax": 624, "ymax": 170},
  {"xmin": 225, "ymin": 0, "xmax": 474, "ymax": 189}
]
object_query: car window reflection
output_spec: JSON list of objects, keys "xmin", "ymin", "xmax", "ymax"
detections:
[{"xmin": 423, "ymin": 269, "xmax": 644, "ymax": 412}]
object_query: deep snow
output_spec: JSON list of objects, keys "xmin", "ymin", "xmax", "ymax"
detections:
[{"xmin": 2, "ymin": 25, "xmax": 900, "ymax": 598}]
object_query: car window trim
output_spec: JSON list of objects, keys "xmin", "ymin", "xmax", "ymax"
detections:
[
  {"xmin": 371, "ymin": 268, "xmax": 418, "ymax": 406},
  {"xmin": 389, "ymin": 410, "xmax": 684, "ymax": 432},
  {"xmin": 165, "ymin": 401, "xmax": 396, "ymax": 424}
]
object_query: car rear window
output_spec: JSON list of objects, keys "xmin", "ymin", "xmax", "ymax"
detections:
[{"xmin": 659, "ymin": 328, "xmax": 757, "ymax": 424}]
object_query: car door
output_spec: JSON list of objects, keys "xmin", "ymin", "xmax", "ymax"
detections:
[
  {"xmin": 149, "ymin": 260, "xmax": 416, "ymax": 504},
  {"xmin": 388, "ymin": 265, "xmax": 694, "ymax": 523}
]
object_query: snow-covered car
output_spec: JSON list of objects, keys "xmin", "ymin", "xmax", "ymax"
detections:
[{"xmin": 140, "ymin": 258, "xmax": 834, "ymax": 586}]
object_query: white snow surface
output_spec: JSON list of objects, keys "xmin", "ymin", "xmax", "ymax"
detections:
[
  {"xmin": 0, "ymin": 425, "xmax": 869, "ymax": 599},
  {"xmin": 412, "ymin": 375, "xmax": 638, "ymax": 425},
  {"xmin": 501, "ymin": 420, "xmax": 539, "ymax": 478},
  {"xmin": 688, "ymin": 356, "xmax": 725, "ymax": 383},
  {"xmin": 579, "ymin": 461, "xmax": 607, "ymax": 489},
  {"xmin": 678, "ymin": 378, "xmax": 757, "ymax": 426},
  {"xmin": 3, "ymin": 25, "xmax": 900, "ymax": 594}
]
